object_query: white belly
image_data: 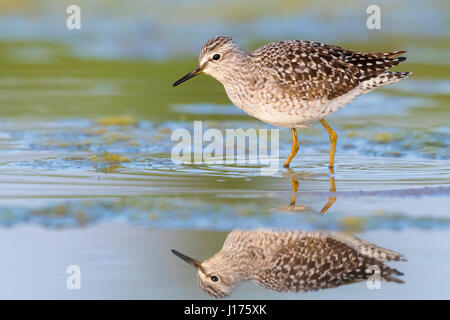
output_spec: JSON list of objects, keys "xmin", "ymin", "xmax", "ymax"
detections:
[{"xmin": 225, "ymin": 85, "xmax": 365, "ymax": 128}]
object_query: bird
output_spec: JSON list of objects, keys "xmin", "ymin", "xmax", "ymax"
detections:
[
  {"xmin": 173, "ymin": 36, "xmax": 410, "ymax": 168},
  {"xmin": 172, "ymin": 229, "xmax": 405, "ymax": 298}
]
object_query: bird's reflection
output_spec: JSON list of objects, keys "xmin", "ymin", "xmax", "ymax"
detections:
[
  {"xmin": 277, "ymin": 168, "xmax": 337, "ymax": 214},
  {"xmin": 172, "ymin": 229, "xmax": 405, "ymax": 298}
]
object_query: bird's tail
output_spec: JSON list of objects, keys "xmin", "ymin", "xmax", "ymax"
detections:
[
  {"xmin": 380, "ymin": 264, "xmax": 405, "ymax": 284},
  {"xmin": 360, "ymin": 71, "xmax": 411, "ymax": 91},
  {"xmin": 382, "ymin": 275, "xmax": 405, "ymax": 284},
  {"xmin": 331, "ymin": 232, "xmax": 406, "ymax": 262},
  {"xmin": 358, "ymin": 50, "xmax": 410, "ymax": 90},
  {"xmin": 345, "ymin": 49, "xmax": 410, "ymax": 89},
  {"xmin": 370, "ymin": 50, "xmax": 408, "ymax": 69},
  {"xmin": 384, "ymin": 50, "xmax": 407, "ymax": 59}
]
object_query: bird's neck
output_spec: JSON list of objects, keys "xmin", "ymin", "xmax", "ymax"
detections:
[{"xmin": 217, "ymin": 52, "xmax": 253, "ymax": 86}]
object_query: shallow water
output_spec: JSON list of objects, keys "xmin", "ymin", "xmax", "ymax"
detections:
[
  {"xmin": 1, "ymin": 225, "xmax": 450, "ymax": 299},
  {"xmin": 0, "ymin": 0, "xmax": 449, "ymax": 299}
]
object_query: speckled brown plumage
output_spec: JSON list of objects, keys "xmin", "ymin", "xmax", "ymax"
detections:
[
  {"xmin": 256, "ymin": 233, "xmax": 403, "ymax": 293},
  {"xmin": 251, "ymin": 39, "xmax": 407, "ymax": 101}
]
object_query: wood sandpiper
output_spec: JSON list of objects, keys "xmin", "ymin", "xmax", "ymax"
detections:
[
  {"xmin": 173, "ymin": 36, "xmax": 410, "ymax": 168},
  {"xmin": 172, "ymin": 229, "xmax": 404, "ymax": 298}
]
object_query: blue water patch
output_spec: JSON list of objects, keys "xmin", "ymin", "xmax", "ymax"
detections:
[{"xmin": 0, "ymin": 193, "xmax": 449, "ymax": 231}]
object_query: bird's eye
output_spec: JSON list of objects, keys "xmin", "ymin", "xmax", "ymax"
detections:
[
  {"xmin": 210, "ymin": 275, "xmax": 219, "ymax": 282},
  {"xmin": 212, "ymin": 54, "xmax": 221, "ymax": 61}
]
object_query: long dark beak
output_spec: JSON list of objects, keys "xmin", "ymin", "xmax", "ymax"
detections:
[
  {"xmin": 173, "ymin": 66, "xmax": 203, "ymax": 87},
  {"xmin": 171, "ymin": 249, "xmax": 202, "ymax": 269}
]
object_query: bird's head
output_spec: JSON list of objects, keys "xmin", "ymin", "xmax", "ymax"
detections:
[
  {"xmin": 171, "ymin": 248, "xmax": 244, "ymax": 298},
  {"xmin": 173, "ymin": 36, "xmax": 248, "ymax": 87}
]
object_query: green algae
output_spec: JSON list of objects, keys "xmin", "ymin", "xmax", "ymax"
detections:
[{"xmin": 88, "ymin": 151, "xmax": 131, "ymax": 163}]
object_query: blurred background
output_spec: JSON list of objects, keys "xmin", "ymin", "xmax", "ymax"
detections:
[
  {"xmin": 0, "ymin": 0, "xmax": 448, "ymax": 119},
  {"xmin": 0, "ymin": 0, "xmax": 449, "ymax": 299}
]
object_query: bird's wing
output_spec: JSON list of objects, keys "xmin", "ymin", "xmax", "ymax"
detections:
[
  {"xmin": 258, "ymin": 233, "xmax": 404, "ymax": 292},
  {"xmin": 251, "ymin": 40, "xmax": 407, "ymax": 101}
]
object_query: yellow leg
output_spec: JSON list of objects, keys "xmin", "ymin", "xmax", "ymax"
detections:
[
  {"xmin": 320, "ymin": 119, "xmax": 337, "ymax": 168},
  {"xmin": 289, "ymin": 176, "xmax": 299, "ymax": 206},
  {"xmin": 283, "ymin": 128, "xmax": 299, "ymax": 168},
  {"xmin": 320, "ymin": 167, "xmax": 337, "ymax": 214}
]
